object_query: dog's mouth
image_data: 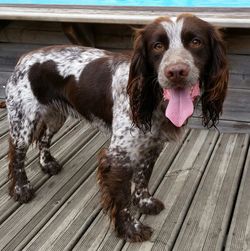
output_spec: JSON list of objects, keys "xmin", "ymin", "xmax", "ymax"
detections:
[{"xmin": 163, "ymin": 82, "xmax": 200, "ymax": 127}]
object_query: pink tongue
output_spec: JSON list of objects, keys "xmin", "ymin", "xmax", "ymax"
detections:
[{"xmin": 163, "ymin": 84, "xmax": 200, "ymax": 127}]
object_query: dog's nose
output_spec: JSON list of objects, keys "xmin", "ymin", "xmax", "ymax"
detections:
[{"xmin": 164, "ymin": 63, "xmax": 190, "ymax": 82}]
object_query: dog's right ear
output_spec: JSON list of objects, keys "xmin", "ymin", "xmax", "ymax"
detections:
[{"xmin": 127, "ymin": 28, "xmax": 160, "ymax": 131}]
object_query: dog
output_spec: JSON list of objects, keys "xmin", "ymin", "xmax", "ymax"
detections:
[{"xmin": 6, "ymin": 14, "xmax": 228, "ymax": 242}]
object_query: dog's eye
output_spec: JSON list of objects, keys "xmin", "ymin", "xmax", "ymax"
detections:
[
  {"xmin": 190, "ymin": 38, "xmax": 202, "ymax": 48},
  {"xmin": 153, "ymin": 42, "xmax": 165, "ymax": 52}
]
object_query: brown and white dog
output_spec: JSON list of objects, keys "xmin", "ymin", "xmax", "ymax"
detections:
[{"xmin": 6, "ymin": 14, "xmax": 228, "ymax": 242}]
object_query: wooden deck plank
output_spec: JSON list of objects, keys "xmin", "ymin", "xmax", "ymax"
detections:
[
  {"xmin": 189, "ymin": 117, "xmax": 250, "ymax": 134},
  {"xmin": 0, "ymin": 108, "xmax": 7, "ymax": 119},
  {"xmin": 0, "ymin": 21, "xmax": 68, "ymax": 45},
  {"xmin": 123, "ymin": 129, "xmax": 219, "ymax": 250},
  {"xmin": 0, "ymin": 131, "xmax": 109, "ymax": 250},
  {"xmin": 0, "ymin": 133, "xmax": 8, "ymax": 160},
  {"xmin": 173, "ymin": 133, "xmax": 249, "ymax": 251},
  {"xmin": 73, "ymin": 211, "xmax": 123, "ymax": 251},
  {"xmin": 23, "ymin": 173, "xmax": 100, "ymax": 251},
  {"xmin": 229, "ymin": 73, "xmax": 250, "ymax": 90},
  {"xmin": 229, "ymin": 55, "xmax": 250, "ymax": 76},
  {"xmin": 72, "ymin": 130, "xmax": 190, "ymax": 251},
  {"xmin": 227, "ymin": 35, "xmax": 250, "ymax": 55},
  {"xmin": 191, "ymin": 88, "xmax": 250, "ymax": 132},
  {"xmin": 0, "ymin": 114, "xmax": 9, "ymax": 137},
  {"xmin": 0, "ymin": 6, "xmax": 250, "ymax": 28},
  {"xmin": 0, "ymin": 118, "xmax": 78, "ymax": 161},
  {"xmin": 0, "ymin": 123, "xmax": 98, "ymax": 224},
  {"xmin": 223, "ymin": 89, "xmax": 250, "ymax": 123},
  {"xmin": 225, "ymin": 142, "xmax": 250, "ymax": 251},
  {"xmin": 0, "ymin": 119, "xmax": 80, "ymax": 187},
  {"xmin": 6, "ymin": 143, "xmax": 107, "ymax": 251},
  {"xmin": 0, "ymin": 43, "xmax": 45, "ymax": 72},
  {"xmin": 0, "ymin": 108, "xmax": 248, "ymax": 250}
]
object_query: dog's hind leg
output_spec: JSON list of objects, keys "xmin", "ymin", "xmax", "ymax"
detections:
[
  {"xmin": 36, "ymin": 111, "xmax": 66, "ymax": 175},
  {"xmin": 8, "ymin": 137, "xmax": 33, "ymax": 203},
  {"xmin": 7, "ymin": 105, "xmax": 39, "ymax": 203}
]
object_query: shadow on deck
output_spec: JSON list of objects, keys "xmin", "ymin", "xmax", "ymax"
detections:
[{"xmin": 0, "ymin": 108, "xmax": 249, "ymax": 250}]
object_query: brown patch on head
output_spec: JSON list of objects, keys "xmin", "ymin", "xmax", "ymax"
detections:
[
  {"xmin": 180, "ymin": 15, "xmax": 212, "ymax": 74},
  {"xmin": 179, "ymin": 14, "xmax": 228, "ymax": 127}
]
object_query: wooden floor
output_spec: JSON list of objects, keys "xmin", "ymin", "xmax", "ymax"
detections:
[
  {"xmin": 0, "ymin": 107, "xmax": 249, "ymax": 251},
  {"xmin": 0, "ymin": 19, "xmax": 250, "ymax": 250}
]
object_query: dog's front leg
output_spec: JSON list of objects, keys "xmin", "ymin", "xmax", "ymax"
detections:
[
  {"xmin": 132, "ymin": 144, "xmax": 165, "ymax": 215},
  {"xmin": 98, "ymin": 148, "xmax": 152, "ymax": 242}
]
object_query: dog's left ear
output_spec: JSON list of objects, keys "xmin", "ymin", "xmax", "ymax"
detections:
[
  {"xmin": 127, "ymin": 28, "xmax": 161, "ymax": 131},
  {"xmin": 202, "ymin": 27, "xmax": 229, "ymax": 128}
]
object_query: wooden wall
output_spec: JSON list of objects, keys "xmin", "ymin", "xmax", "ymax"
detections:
[{"xmin": 0, "ymin": 20, "xmax": 249, "ymax": 133}]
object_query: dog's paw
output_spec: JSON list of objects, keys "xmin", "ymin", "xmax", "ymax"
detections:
[
  {"xmin": 40, "ymin": 156, "xmax": 62, "ymax": 175},
  {"xmin": 117, "ymin": 218, "xmax": 153, "ymax": 242},
  {"xmin": 136, "ymin": 197, "xmax": 165, "ymax": 215},
  {"xmin": 11, "ymin": 183, "xmax": 34, "ymax": 203}
]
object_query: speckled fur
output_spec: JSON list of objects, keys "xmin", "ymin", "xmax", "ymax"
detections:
[{"xmin": 6, "ymin": 14, "xmax": 228, "ymax": 242}]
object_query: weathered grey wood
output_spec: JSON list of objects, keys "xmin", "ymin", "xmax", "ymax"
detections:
[
  {"xmin": 173, "ymin": 133, "xmax": 249, "ymax": 251},
  {"xmin": 192, "ymin": 88, "xmax": 250, "ymax": 129},
  {"xmin": 7, "ymin": 142, "xmax": 109, "ymax": 251},
  {"xmin": 229, "ymin": 73, "xmax": 250, "ymax": 90},
  {"xmin": 189, "ymin": 117, "xmax": 250, "ymax": 134},
  {"xmin": 0, "ymin": 132, "xmax": 109, "ymax": 250},
  {"xmin": 222, "ymin": 89, "xmax": 250, "ymax": 122},
  {"xmin": 0, "ymin": 6, "xmax": 250, "ymax": 28},
  {"xmin": 0, "ymin": 86, "xmax": 6, "ymax": 99},
  {"xmin": 93, "ymin": 23, "xmax": 133, "ymax": 50},
  {"xmin": 0, "ymin": 133, "xmax": 8, "ymax": 160},
  {"xmin": 23, "ymin": 173, "xmax": 100, "ymax": 251},
  {"xmin": 0, "ymin": 108, "xmax": 6, "ymax": 119},
  {"xmin": 0, "ymin": 119, "xmax": 77, "ymax": 163},
  {"xmin": 228, "ymin": 37, "xmax": 250, "ymax": 55},
  {"xmin": 0, "ymin": 123, "xmax": 98, "ymax": 223},
  {"xmin": 229, "ymin": 55, "xmax": 250, "ymax": 75},
  {"xmin": 0, "ymin": 118, "xmax": 80, "ymax": 187},
  {"xmin": 0, "ymin": 71, "xmax": 11, "ymax": 86},
  {"xmin": 0, "ymin": 115, "xmax": 9, "ymax": 136},
  {"xmin": 73, "ymin": 130, "xmax": 190, "ymax": 251},
  {"xmin": 225, "ymin": 143, "xmax": 250, "ymax": 251},
  {"xmin": 73, "ymin": 211, "xmax": 123, "ymax": 251},
  {"xmin": 0, "ymin": 43, "xmax": 44, "ymax": 72},
  {"xmin": 0, "ymin": 72, "xmax": 11, "ymax": 99},
  {"xmin": 123, "ymin": 129, "xmax": 219, "ymax": 250},
  {"xmin": 0, "ymin": 21, "xmax": 69, "ymax": 44}
]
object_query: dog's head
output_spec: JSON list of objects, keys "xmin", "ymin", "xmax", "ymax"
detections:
[{"xmin": 127, "ymin": 14, "xmax": 228, "ymax": 130}]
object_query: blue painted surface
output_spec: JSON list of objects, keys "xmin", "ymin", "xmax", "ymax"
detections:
[{"xmin": 0, "ymin": 0, "xmax": 250, "ymax": 7}]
